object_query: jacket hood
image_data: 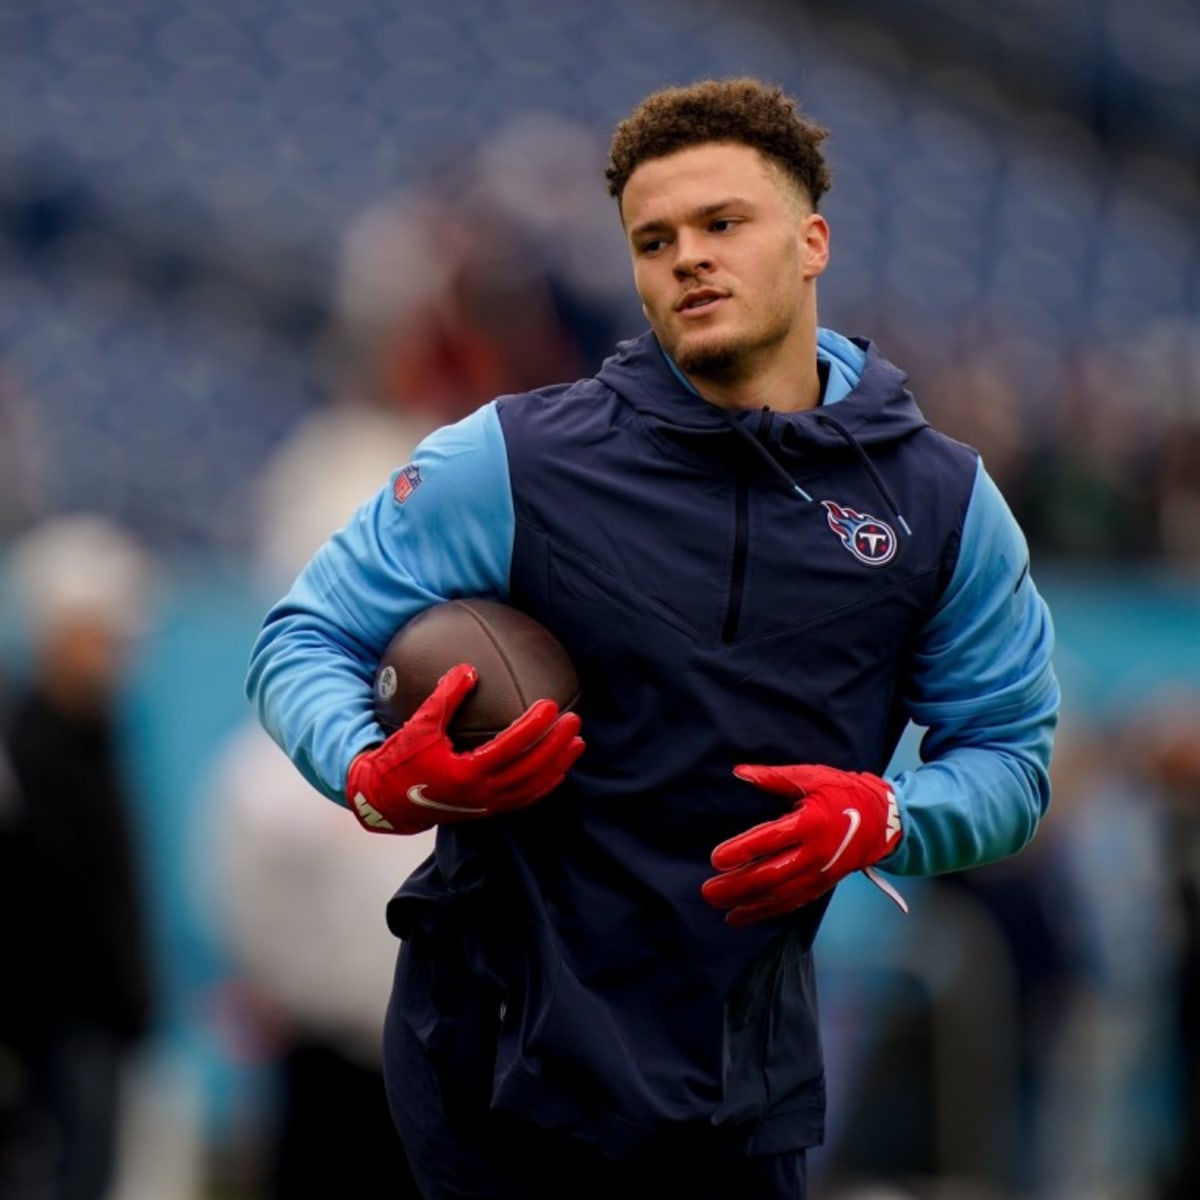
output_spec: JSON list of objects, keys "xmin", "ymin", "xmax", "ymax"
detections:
[{"xmin": 595, "ymin": 328, "xmax": 928, "ymax": 454}]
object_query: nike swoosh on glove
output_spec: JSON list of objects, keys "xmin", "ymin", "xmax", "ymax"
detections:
[
  {"xmin": 346, "ymin": 662, "xmax": 585, "ymax": 834},
  {"xmin": 701, "ymin": 763, "xmax": 906, "ymax": 926}
]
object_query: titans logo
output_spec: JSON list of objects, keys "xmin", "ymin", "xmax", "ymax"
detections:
[{"xmin": 822, "ymin": 500, "xmax": 897, "ymax": 566}]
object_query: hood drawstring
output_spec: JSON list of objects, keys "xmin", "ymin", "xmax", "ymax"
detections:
[
  {"xmin": 719, "ymin": 407, "xmax": 913, "ymax": 538},
  {"xmin": 720, "ymin": 407, "xmax": 815, "ymax": 502},
  {"xmin": 815, "ymin": 413, "xmax": 913, "ymax": 537}
]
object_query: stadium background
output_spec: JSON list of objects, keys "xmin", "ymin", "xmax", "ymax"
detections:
[{"xmin": 1, "ymin": 0, "xmax": 1199, "ymax": 1196}]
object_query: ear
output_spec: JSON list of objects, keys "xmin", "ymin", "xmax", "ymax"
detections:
[{"xmin": 800, "ymin": 213, "xmax": 830, "ymax": 280}]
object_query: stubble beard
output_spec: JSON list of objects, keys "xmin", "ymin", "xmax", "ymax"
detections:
[
  {"xmin": 669, "ymin": 318, "xmax": 789, "ymax": 384},
  {"xmin": 672, "ymin": 336, "xmax": 743, "ymax": 380}
]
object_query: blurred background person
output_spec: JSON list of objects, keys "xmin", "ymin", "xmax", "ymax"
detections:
[
  {"xmin": 1134, "ymin": 689, "xmax": 1200, "ymax": 1200},
  {"xmin": 0, "ymin": 515, "xmax": 157, "ymax": 1200}
]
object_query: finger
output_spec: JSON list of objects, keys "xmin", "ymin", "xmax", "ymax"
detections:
[
  {"xmin": 724, "ymin": 875, "xmax": 831, "ymax": 926},
  {"xmin": 413, "ymin": 663, "xmax": 479, "ymax": 731},
  {"xmin": 709, "ymin": 809, "xmax": 806, "ymax": 871},
  {"xmin": 707, "ymin": 866, "xmax": 829, "ymax": 924},
  {"xmin": 733, "ymin": 763, "xmax": 818, "ymax": 797},
  {"xmin": 471, "ymin": 703, "xmax": 577, "ymax": 768},
  {"xmin": 488, "ymin": 725, "xmax": 585, "ymax": 794},
  {"xmin": 489, "ymin": 740, "xmax": 586, "ymax": 813},
  {"xmin": 702, "ymin": 843, "xmax": 814, "ymax": 909}
]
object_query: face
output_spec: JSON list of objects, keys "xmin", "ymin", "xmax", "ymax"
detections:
[
  {"xmin": 621, "ymin": 142, "xmax": 829, "ymax": 384},
  {"xmin": 39, "ymin": 617, "xmax": 130, "ymax": 716}
]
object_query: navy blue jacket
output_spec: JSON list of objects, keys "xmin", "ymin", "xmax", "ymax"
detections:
[{"xmin": 246, "ymin": 329, "xmax": 1059, "ymax": 1157}]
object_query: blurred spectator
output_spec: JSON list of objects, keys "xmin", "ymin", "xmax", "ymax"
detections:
[
  {"xmin": 332, "ymin": 177, "xmax": 588, "ymax": 429},
  {"xmin": 1157, "ymin": 420, "xmax": 1200, "ymax": 569},
  {"xmin": 1132, "ymin": 689, "xmax": 1200, "ymax": 1198},
  {"xmin": 1035, "ymin": 714, "xmax": 1183, "ymax": 1197},
  {"xmin": 0, "ymin": 514, "xmax": 157, "ymax": 1200},
  {"xmin": 932, "ymin": 724, "xmax": 1097, "ymax": 1196},
  {"xmin": 254, "ymin": 123, "xmax": 612, "ymax": 593}
]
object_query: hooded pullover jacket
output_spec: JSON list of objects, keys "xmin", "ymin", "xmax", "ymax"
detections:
[{"xmin": 246, "ymin": 328, "xmax": 1059, "ymax": 1159}]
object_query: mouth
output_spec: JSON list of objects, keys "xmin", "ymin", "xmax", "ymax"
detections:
[{"xmin": 676, "ymin": 289, "xmax": 727, "ymax": 314}]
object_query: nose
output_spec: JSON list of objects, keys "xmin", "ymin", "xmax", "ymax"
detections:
[{"xmin": 672, "ymin": 231, "xmax": 712, "ymax": 278}]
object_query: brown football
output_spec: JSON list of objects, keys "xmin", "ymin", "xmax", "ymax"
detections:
[{"xmin": 373, "ymin": 598, "xmax": 581, "ymax": 750}]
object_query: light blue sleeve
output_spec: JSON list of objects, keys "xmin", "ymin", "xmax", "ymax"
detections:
[
  {"xmin": 244, "ymin": 403, "xmax": 514, "ymax": 805},
  {"xmin": 883, "ymin": 459, "xmax": 1060, "ymax": 876}
]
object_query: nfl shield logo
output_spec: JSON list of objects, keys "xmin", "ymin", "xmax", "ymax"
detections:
[{"xmin": 393, "ymin": 464, "xmax": 422, "ymax": 504}]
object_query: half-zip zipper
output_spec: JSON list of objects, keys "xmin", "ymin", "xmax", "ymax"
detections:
[
  {"xmin": 716, "ymin": 401, "xmax": 914, "ymax": 642},
  {"xmin": 721, "ymin": 408, "xmax": 774, "ymax": 643},
  {"xmin": 722, "ymin": 476, "xmax": 749, "ymax": 643}
]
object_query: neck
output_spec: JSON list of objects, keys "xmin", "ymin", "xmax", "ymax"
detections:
[{"xmin": 684, "ymin": 350, "xmax": 822, "ymax": 413}]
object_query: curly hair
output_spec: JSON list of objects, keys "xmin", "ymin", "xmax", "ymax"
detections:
[{"xmin": 605, "ymin": 78, "xmax": 832, "ymax": 211}]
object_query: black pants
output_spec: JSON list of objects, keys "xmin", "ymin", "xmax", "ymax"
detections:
[{"xmin": 383, "ymin": 955, "xmax": 807, "ymax": 1200}]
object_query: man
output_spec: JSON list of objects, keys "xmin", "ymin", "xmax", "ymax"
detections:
[
  {"xmin": 0, "ymin": 514, "xmax": 156, "ymax": 1200},
  {"xmin": 246, "ymin": 78, "xmax": 1059, "ymax": 1199}
]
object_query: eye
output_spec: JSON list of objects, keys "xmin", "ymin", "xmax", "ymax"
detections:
[
  {"xmin": 638, "ymin": 236, "xmax": 667, "ymax": 255},
  {"xmin": 710, "ymin": 217, "xmax": 738, "ymax": 233}
]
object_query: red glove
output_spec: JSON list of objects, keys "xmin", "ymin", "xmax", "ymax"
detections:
[
  {"xmin": 701, "ymin": 764, "xmax": 905, "ymax": 926},
  {"xmin": 346, "ymin": 662, "xmax": 585, "ymax": 834}
]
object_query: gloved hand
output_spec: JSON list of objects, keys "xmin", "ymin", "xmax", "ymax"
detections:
[
  {"xmin": 701, "ymin": 763, "xmax": 906, "ymax": 926},
  {"xmin": 346, "ymin": 662, "xmax": 585, "ymax": 834}
]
